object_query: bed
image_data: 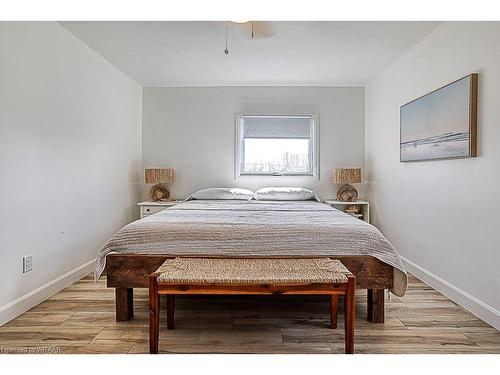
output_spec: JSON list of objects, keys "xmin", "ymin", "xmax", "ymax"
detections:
[{"xmin": 96, "ymin": 199, "xmax": 407, "ymax": 323}]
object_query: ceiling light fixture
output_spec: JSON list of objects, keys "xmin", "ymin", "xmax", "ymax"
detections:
[
  {"xmin": 224, "ymin": 21, "xmax": 274, "ymax": 55},
  {"xmin": 232, "ymin": 20, "xmax": 254, "ymax": 38}
]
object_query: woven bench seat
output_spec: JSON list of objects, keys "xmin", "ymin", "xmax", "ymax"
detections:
[
  {"xmin": 149, "ymin": 257, "xmax": 356, "ymax": 354},
  {"xmin": 156, "ymin": 258, "xmax": 350, "ymax": 285}
]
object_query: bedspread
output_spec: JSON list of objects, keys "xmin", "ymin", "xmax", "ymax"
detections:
[{"xmin": 95, "ymin": 200, "xmax": 407, "ymax": 296}]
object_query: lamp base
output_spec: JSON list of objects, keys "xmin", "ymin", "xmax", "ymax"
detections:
[
  {"xmin": 149, "ymin": 183, "xmax": 170, "ymax": 202},
  {"xmin": 336, "ymin": 184, "xmax": 358, "ymax": 202}
]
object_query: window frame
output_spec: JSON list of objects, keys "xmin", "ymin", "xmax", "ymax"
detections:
[{"xmin": 234, "ymin": 114, "xmax": 320, "ymax": 179}]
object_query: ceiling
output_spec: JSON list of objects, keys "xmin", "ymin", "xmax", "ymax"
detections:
[{"xmin": 60, "ymin": 21, "xmax": 440, "ymax": 87}]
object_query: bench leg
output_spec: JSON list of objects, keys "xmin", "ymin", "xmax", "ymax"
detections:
[
  {"xmin": 345, "ymin": 277, "xmax": 356, "ymax": 354},
  {"xmin": 116, "ymin": 287, "xmax": 134, "ymax": 321},
  {"xmin": 149, "ymin": 276, "xmax": 160, "ymax": 354},
  {"xmin": 167, "ymin": 295, "xmax": 175, "ymax": 330},
  {"xmin": 367, "ymin": 289, "xmax": 385, "ymax": 323},
  {"xmin": 330, "ymin": 295, "xmax": 338, "ymax": 329}
]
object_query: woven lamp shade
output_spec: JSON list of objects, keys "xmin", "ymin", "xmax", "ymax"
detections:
[
  {"xmin": 332, "ymin": 168, "xmax": 361, "ymax": 184},
  {"xmin": 145, "ymin": 168, "xmax": 175, "ymax": 184}
]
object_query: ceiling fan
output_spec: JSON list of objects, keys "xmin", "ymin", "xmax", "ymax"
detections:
[{"xmin": 224, "ymin": 21, "xmax": 276, "ymax": 55}]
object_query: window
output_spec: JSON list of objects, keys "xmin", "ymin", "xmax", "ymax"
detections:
[{"xmin": 236, "ymin": 114, "xmax": 318, "ymax": 177}]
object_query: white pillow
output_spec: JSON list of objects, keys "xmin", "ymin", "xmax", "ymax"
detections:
[
  {"xmin": 254, "ymin": 187, "xmax": 319, "ymax": 201},
  {"xmin": 188, "ymin": 188, "xmax": 254, "ymax": 200}
]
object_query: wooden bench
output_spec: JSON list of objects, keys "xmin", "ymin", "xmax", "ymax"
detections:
[{"xmin": 149, "ymin": 258, "xmax": 356, "ymax": 354}]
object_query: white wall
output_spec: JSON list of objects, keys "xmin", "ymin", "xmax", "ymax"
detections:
[
  {"xmin": 0, "ymin": 22, "xmax": 142, "ymax": 323},
  {"xmin": 142, "ymin": 87, "xmax": 365, "ymax": 199},
  {"xmin": 365, "ymin": 22, "xmax": 500, "ymax": 328}
]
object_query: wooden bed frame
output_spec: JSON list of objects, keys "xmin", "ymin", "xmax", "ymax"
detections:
[{"xmin": 106, "ymin": 254, "xmax": 391, "ymax": 323}]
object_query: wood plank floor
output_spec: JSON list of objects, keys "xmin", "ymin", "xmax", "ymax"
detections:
[{"xmin": 0, "ymin": 274, "xmax": 499, "ymax": 354}]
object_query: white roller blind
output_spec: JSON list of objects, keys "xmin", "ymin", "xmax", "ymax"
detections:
[{"xmin": 243, "ymin": 115, "xmax": 312, "ymax": 139}]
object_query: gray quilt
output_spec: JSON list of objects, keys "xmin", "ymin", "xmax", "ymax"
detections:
[{"xmin": 95, "ymin": 200, "xmax": 407, "ymax": 296}]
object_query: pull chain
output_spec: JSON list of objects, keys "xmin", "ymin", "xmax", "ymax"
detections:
[
  {"xmin": 251, "ymin": 21, "xmax": 254, "ymax": 39},
  {"xmin": 224, "ymin": 22, "xmax": 229, "ymax": 55}
]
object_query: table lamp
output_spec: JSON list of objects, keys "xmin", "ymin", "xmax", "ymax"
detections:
[
  {"xmin": 332, "ymin": 168, "xmax": 361, "ymax": 202},
  {"xmin": 145, "ymin": 168, "xmax": 175, "ymax": 202}
]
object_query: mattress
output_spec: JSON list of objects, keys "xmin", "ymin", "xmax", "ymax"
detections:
[{"xmin": 95, "ymin": 200, "xmax": 407, "ymax": 296}]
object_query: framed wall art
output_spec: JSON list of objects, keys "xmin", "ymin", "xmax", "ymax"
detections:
[{"xmin": 400, "ymin": 73, "xmax": 477, "ymax": 162}]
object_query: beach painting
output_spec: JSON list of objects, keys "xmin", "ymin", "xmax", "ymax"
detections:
[{"xmin": 400, "ymin": 74, "xmax": 477, "ymax": 162}]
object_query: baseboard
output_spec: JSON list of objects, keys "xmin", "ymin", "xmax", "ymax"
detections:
[
  {"xmin": 0, "ymin": 258, "xmax": 96, "ymax": 326},
  {"xmin": 402, "ymin": 256, "xmax": 500, "ymax": 330}
]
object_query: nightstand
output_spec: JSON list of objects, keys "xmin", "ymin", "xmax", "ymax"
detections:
[
  {"xmin": 138, "ymin": 200, "xmax": 183, "ymax": 219},
  {"xmin": 324, "ymin": 200, "xmax": 370, "ymax": 223}
]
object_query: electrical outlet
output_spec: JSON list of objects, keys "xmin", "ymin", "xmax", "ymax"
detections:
[{"xmin": 23, "ymin": 255, "xmax": 33, "ymax": 273}]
